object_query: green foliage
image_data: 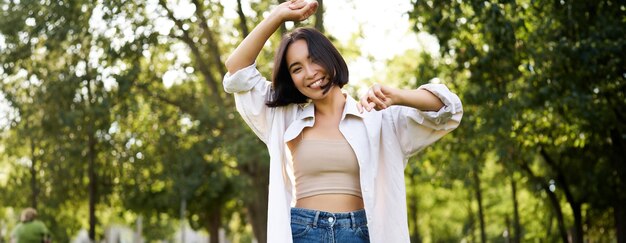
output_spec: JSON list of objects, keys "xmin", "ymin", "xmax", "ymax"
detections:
[
  {"xmin": 406, "ymin": 0, "xmax": 625, "ymax": 241},
  {"xmin": 1, "ymin": 0, "xmax": 622, "ymax": 242},
  {"xmin": 0, "ymin": 0, "xmax": 277, "ymax": 241}
]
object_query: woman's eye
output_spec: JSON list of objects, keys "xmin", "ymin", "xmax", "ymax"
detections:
[{"xmin": 292, "ymin": 68, "xmax": 301, "ymax": 73}]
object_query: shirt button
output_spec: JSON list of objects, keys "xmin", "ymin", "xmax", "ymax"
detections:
[{"xmin": 328, "ymin": 217, "xmax": 334, "ymax": 223}]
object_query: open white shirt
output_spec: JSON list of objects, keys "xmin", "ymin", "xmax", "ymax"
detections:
[{"xmin": 223, "ymin": 63, "xmax": 463, "ymax": 243}]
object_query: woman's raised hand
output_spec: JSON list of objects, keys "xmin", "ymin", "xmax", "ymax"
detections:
[
  {"xmin": 357, "ymin": 84, "xmax": 399, "ymax": 113},
  {"xmin": 275, "ymin": 0, "xmax": 318, "ymax": 22},
  {"xmin": 224, "ymin": 0, "xmax": 317, "ymax": 74}
]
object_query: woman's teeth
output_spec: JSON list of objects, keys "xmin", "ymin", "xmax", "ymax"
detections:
[{"xmin": 309, "ymin": 78, "xmax": 324, "ymax": 88}]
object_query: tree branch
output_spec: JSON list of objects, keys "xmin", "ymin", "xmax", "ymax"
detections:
[
  {"xmin": 158, "ymin": 0, "xmax": 222, "ymax": 103},
  {"xmin": 191, "ymin": 0, "xmax": 227, "ymax": 78},
  {"xmin": 277, "ymin": 0, "xmax": 287, "ymax": 35},
  {"xmin": 314, "ymin": 0, "xmax": 324, "ymax": 32},
  {"xmin": 539, "ymin": 147, "xmax": 577, "ymax": 207},
  {"xmin": 134, "ymin": 83, "xmax": 195, "ymax": 115},
  {"xmin": 518, "ymin": 156, "xmax": 568, "ymax": 243},
  {"xmin": 236, "ymin": 0, "xmax": 250, "ymax": 37}
]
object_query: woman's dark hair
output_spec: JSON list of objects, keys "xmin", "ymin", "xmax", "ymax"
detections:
[{"xmin": 266, "ymin": 27, "xmax": 349, "ymax": 107}]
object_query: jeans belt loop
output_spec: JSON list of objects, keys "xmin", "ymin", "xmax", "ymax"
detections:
[
  {"xmin": 313, "ymin": 210, "xmax": 320, "ymax": 227},
  {"xmin": 350, "ymin": 212, "xmax": 356, "ymax": 229}
]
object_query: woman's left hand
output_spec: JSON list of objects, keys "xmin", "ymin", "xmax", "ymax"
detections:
[{"xmin": 357, "ymin": 83, "xmax": 399, "ymax": 113}]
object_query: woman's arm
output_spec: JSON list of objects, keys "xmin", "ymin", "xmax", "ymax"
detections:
[
  {"xmin": 224, "ymin": 0, "xmax": 318, "ymax": 74},
  {"xmin": 357, "ymin": 83, "xmax": 444, "ymax": 113},
  {"xmin": 358, "ymin": 83, "xmax": 463, "ymax": 157},
  {"xmin": 222, "ymin": 0, "xmax": 317, "ymax": 143}
]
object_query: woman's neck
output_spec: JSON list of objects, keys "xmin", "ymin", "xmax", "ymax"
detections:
[{"xmin": 312, "ymin": 85, "xmax": 345, "ymax": 117}]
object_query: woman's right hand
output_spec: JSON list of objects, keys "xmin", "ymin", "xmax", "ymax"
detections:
[
  {"xmin": 275, "ymin": 0, "xmax": 318, "ymax": 22},
  {"xmin": 224, "ymin": 0, "xmax": 317, "ymax": 74}
]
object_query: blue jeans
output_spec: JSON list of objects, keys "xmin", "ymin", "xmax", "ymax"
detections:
[{"xmin": 290, "ymin": 207, "xmax": 370, "ymax": 243}]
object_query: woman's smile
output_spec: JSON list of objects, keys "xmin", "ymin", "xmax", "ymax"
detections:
[{"xmin": 307, "ymin": 76, "xmax": 327, "ymax": 89}]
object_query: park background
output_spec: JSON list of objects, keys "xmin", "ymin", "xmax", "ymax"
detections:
[{"xmin": 1, "ymin": 0, "xmax": 624, "ymax": 242}]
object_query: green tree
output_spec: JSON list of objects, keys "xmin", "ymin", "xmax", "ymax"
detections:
[
  {"xmin": 409, "ymin": 0, "xmax": 625, "ymax": 242},
  {"xmin": 0, "ymin": 0, "xmax": 126, "ymax": 240}
]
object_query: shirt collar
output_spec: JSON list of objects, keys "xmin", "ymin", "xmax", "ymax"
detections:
[
  {"xmin": 342, "ymin": 94, "xmax": 364, "ymax": 119},
  {"xmin": 296, "ymin": 101, "xmax": 315, "ymax": 120},
  {"xmin": 296, "ymin": 92, "xmax": 364, "ymax": 121}
]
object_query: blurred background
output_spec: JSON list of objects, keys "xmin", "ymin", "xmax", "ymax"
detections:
[{"xmin": 0, "ymin": 0, "xmax": 624, "ymax": 242}]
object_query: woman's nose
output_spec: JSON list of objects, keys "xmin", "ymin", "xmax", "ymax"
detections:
[{"xmin": 304, "ymin": 65, "xmax": 316, "ymax": 78}]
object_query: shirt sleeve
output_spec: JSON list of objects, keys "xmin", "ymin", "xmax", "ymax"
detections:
[
  {"xmin": 388, "ymin": 83, "xmax": 463, "ymax": 157},
  {"xmin": 223, "ymin": 63, "xmax": 275, "ymax": 143}
]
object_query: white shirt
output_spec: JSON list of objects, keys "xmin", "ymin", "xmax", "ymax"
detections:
[{"xmin": 223, "ymin": 63, "xmax": 463, "ymax": 243}]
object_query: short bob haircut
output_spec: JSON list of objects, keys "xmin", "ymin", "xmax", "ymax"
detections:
[{"xmin": 266, "ymin": 27, "xmax": 349, "ymax": 107}]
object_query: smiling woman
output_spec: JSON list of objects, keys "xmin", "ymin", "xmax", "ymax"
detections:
[
  {"xmin": 267, "ymin": 28, "xmax": 348, "ymax": 107},
  {"xmin": 222, "ymin": 0, "xmax": 462, "ymax": 242}
]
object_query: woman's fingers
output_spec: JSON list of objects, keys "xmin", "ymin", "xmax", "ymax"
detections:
[
  {"xmin": 284, "ymin": 0, "xmax": 317, "ymax": 21},
  {"xmin": 357, "ymin": 97, "xmax": 370, "ymax": 113},
  {"xmin": 359, "ymin": 96, "xmax": 367, "ymax": 112},
  {"xmin": 366, "ymin": 90, "xmax": 384, "ymax": 110},
  {"xmin": 288, "ymin": 0, "xmax": 307, "ymax": 10},
  {"xmin": 370, "ymin": 84, "xmax": 391, "ymax": 110},
  {"xmin": 359, "ymin": 95, "xmax": 377, "ymax": 112},
  {"xmin": 358, "ymin": 83, "xmax": 391, "ymax": 113},
  {"xmin": 373, "ymin": 84, "xmax": 386, "ymax": 102},
  {"xmin": 297, "ymin": 1, "xmax": 318, "ymax": 20}
]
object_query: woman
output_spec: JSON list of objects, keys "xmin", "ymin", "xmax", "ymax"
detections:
[
  {"xmin": 10, "ymin": 208, "xmax": 51, "ymax": 243},
  {"xmin": 223, "ymin": 0, "xmax": 463, "ymax": 242}
]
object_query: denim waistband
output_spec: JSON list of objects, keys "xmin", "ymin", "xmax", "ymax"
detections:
[{"xmin": 290, "ymin": 207, "xmax": 368, "ymax": 228}]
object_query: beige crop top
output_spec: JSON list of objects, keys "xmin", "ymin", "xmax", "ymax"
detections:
[{"xmin": 292, "ymin": 139, "xmax": 362, "ymax": 200}]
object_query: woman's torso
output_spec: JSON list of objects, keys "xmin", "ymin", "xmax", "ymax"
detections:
[{"xmin": 287, "ymin": 112, "xmax": 364, "ymax": 213}]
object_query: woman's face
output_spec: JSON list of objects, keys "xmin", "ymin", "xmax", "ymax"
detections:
[{"xmin": 285, "ymin": 39, "xmax": 331, "ymax": 100}]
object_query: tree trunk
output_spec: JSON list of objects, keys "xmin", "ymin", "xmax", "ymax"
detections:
[
  {"xmin": 208, "ymin": 209, "xmax": 220, "ymax": 243},
  {"xmin": 277, "ymin": 0, "xmax": 287, "ymax": 36},
  {"xmin": 181, "ymin": 199, "xmax": 186, "ymax": 243},
  {"xmin": 511, "ymin": 176, "xmax": 521, "ymax": 243},
  {"xmin": 545, "ymin": 182, "xmax": 568, "ymax": 243},
  {"xmin": 467, "ymin": 191, "xmax": 476, "ymax": 243},
  {"xmin": 412, "ymin": 179, "xmax": 422, "ymax": 243},
  {"xmin": 407, "ymin": 174, "xmax": 422, "ymax": 243},
  {"xmin": 88, "ymin": 130, "xmax": 97, "ymax": 241},
  {"xmin": 241, "ymin": 157, "xmax": 269, "ymax": 243},
  {"xmin": 247, "ymin": 195, "xmax": 267, "ymax": 243},
  {"xmin": 571, "ymin": 202, "xmax": 583, "ymax": 243},
  {"xmin": 236, "ymin": 0, "xmax": 249, "ymax": 37},
  {"xmin": 472, "ymin": 164, "xmax": 486, "ymax": 243},
  {"xmin": 86, "ymin": 75, "xmax": 98, "ymax": 242},
  {"xmin": 540, "ymin": 148, "xmax": 583, "ymax": 243},
  {"xmin": 505, "ymin": 215, "xmax": 511, "ymax": 243},
  {"xmin": 314, "ymin": 0, "xmax": 324, "ymax": 32},
  {"xmin": 29, "ymin": 135, "xmax": 38, "ymax": 209},
  {"xmin": 616, "ymin": 201, "xmax": 626, "ymax": 243},
  {"xmin": 546, "ymin": 211, "xmax": 554, "ymax": 238},
  {"xmin": 519, "ymin": 159, "xmax": 568, "ymax": 242},
  {"xmin": 611, "ymin": 128, "xmax": 626, "ymax": 243}
]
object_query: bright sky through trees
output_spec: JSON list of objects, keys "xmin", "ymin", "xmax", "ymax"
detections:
[
  {"xmin": 0, "ymin": 0, "xmax": 440, "ymax": 130},
  {"xmin": 2, "ymin": 0, "xmax": 624, "ymax": 241}
]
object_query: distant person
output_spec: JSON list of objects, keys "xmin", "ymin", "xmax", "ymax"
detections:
[
  {"xmin": 10, "ymin": 208, "xmax": 51, "ymax": 243},
  {"xmin": 223, "ymin": 0, "xmax": 462, "ymax": 242}
]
